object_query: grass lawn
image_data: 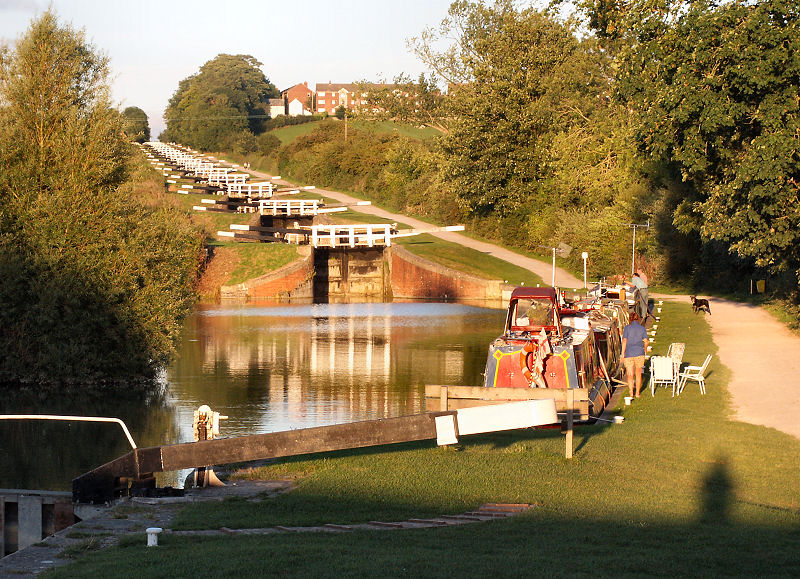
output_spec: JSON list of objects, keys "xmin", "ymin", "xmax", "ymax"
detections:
[
  {"xmin": 350, "ymin": 118, "xmax": 442, "ymax": 140},
  {"xmin": 47, "ymin": 301, "xmax": 800, "ymax": 577},
  {"xmin": 169, "ymin": 190, "xmax": 300, "ymax": 287},
  {"xmin": 272, "ymin": 120, "xmax": 330, "ymax": 144}
]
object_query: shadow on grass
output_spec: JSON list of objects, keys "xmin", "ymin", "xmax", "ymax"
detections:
[
  {"xmin": 53, "ymin": 498, "xmax": 800, "ymax": 578},
  {"xmin": 700, "ymin": 454, "xmax": 734, "ymax": 525}
]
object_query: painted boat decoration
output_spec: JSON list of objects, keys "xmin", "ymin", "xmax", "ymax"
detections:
[{"xmin": 483, "ymin": 287, "xmax": 629, "ymax": 419}]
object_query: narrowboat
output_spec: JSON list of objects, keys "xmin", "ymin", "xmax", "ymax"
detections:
[{"xmin": 483, "ymin": 287, "xmax": 629, "ymax": 419}]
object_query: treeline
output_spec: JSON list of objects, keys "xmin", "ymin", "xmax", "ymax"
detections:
[
  {"xmin": 0, "ymin": 13, "xmax": 205, "ymax": 387},
  {"xmin": 246, "ymin": 1, "xmax": 799, "ymax": 302}
]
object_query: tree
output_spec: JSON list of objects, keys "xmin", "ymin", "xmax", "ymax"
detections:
[
  {"xmin": 0, "ymin": 12, "xmax": 205, "ymax": 386},
  {"xmin": 0, "ymin": 11, "xmax": 128, "ymax": 202},
  {"xmin": 121, "ymin": 106, "xmax": 150, "ymax": 142},
  {"xmin": 362, "ymin": 73, "xmax": 448, "ymax": 133},
  {"xmin": 162, "ymin": 54, "xmax": 278, "ymax": 150},
  {"xmin": 411, "ymin": 1, "xmax": 614, "ymax": 216},
  {"xmin": 611, "ymin": 0, "xmax": 800, "ymax": 285}
]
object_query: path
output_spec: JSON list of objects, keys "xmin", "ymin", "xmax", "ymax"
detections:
[
  {"xmin": 248, "ymin": 169, "xmax": 584, "ymax": 289},
  {"xmin": 655, "ymin": 294, "xmax": 800, "ymax": 441}
]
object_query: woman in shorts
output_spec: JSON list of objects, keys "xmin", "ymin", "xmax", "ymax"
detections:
[{"xmin": 621, "ymin": 311, "xmax": 649, "ymax": 398}]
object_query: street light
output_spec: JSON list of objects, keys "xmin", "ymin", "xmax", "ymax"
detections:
[
  {"xmin": 626, "ymin": 221, "xmax": 650, "ymax": 275},
  {"xmin": 538, "ymin": 243, "xmax": 572, "ymax": 287},
  {"xmin": 581, "ymin": 251, "xmax": 588, "ymax": 289}
]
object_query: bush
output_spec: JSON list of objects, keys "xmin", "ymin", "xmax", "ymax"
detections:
[
  {"xmin": 257, "ymin": 133, "xmax": 282, "ymax": 156},
  {"xmin": 234, "ymin": 132, "xmax": 258, "ymax": 155},
  {"xmin": 263, "ymin": 114, "xmax": 323, "ymax": 131}
]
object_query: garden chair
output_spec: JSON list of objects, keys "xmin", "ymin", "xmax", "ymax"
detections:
[
  {"xmin": 649, "ymin": 355, "xmax": 678, "ymax": 397},
  {"xmin": 678, "ymin": 354, "xmax": 712, "ymax": 395},
  {"xmin": 667, "ymin": 342, "xmax": 685, "ymax": 378}
]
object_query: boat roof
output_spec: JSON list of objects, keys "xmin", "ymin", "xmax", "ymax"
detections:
[{"xmin": 510, "ymin": 286, "xmax": 558, "ymax": 301}]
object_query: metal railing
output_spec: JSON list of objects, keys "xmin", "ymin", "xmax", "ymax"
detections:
[{"xmin": 0, "ymin": 414, "xmax": 137, "ymax": 449}]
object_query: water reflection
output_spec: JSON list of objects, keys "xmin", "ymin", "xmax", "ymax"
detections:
[
  {"xmin": 1, "ymin": 301, "xmax": 503, "ymax": 490},
  {"xmin": 168, "ymin": 302, "xmax": 502, "ymax": 438}
]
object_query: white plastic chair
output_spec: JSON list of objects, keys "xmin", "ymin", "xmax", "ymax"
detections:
[
  {"xmin": 649, "ymin": 355, "xmax": 678, "ymax": 397},
  {"xmin": 678, "ymin": 354, "xmax": 712, "ymax": 395},
  {"xmin": 667, "ymin": 342, "xmax": 685, "ymax": 379}
]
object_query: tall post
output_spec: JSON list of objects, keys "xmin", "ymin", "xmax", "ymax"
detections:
[
  {"xmin": 582, "ymin": 251, "xmax": 588, "ymax": 289},
  {"xmin": 627, "ymin": 221, "xmax": 650, "ymax": 275},
  {"xmin": 551, "ymin": 247, "xmax": 556, "ymax": 287},
  {"xmin": 565, "ymin": 388, "xmax": 574, "ymax": 459}
]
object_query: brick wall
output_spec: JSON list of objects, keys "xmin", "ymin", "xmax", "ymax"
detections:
[
  {"xmin": 220, "ymin": 249, "xmax": 314, "ymax": 300},
  {"xmin": 389, "ymin": 246, "xmax": 504, "ymax": 300}
]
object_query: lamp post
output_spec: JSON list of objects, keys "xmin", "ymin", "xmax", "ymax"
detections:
[
  {"xmin": 626, "ymin": 221, "xmax": 650, "ymax": 275},
  {"xmin": 538, "ymin": 243, "xmax": 572, "ymax": 288},
  {"xmin": 582, "ymin": 251, "xmax": 588, "ymax": 289}
]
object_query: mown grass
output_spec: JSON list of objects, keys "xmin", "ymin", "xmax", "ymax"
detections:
[
  {"xmin": 168, "ymin": 189, "xmax": 300, "ymax": 286},
  {"xmin": 272, "ymin": 120, "xmax": 331, "ymax": 144},
  {"xmin": 398, "ymin": 234, "xmax": 544, "ymax": 287},
  {"xmin": 350, "ymin": 118, "xmax": 442, "ymax": 140},
  {"xmin": 225, "ymin": 243, "xmax": 299, "ymax": 285},
  {"xmin": 46, "ymin": 301, "xmax": 800, "ymax": 577}
]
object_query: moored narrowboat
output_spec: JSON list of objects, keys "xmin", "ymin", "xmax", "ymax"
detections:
[{"xmin": 483, "ymin": 287, "xmax": 628, "ymax": 419}]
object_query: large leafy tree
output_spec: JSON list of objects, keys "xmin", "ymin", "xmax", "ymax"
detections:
[
  {"xmin": 362, "ymin": 73, "xmax": 448, "ymax": 133},
  {"xmin": 411, "ymin": 1, "xmax": 615, "ymax": 216},
  {"xmin": 608, "ymin": 0, "xmax": 800, "ymax": 285},
  {"xmin": 162, "ymin": 54, "xmax": 278, "ymax": 150},
  {"xmin": 0, "ymin": 12, "xmax": 204, "ymax": 386},
  {"xmin": 121, "ymin": 106, "xmax": 150, "ymax": 142}
]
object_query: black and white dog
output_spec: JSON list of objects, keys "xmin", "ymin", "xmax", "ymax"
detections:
[{"xmin": 690, "ymin": 295, "xmax": 711, "ymax": 315}]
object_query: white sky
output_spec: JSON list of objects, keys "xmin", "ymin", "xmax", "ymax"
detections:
[{"xmin": 0, "ymin": 0, "xmax": 457, "ymax": 137}]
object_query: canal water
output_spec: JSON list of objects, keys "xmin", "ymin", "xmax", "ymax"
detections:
[{"xmin": 0, "ymin": 301, "xmax": 504, "ymax": 491}]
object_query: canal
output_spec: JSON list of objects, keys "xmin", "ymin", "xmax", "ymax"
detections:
[{"xmin": 0, "ymin": 301, "xmax": 504, "ymax": 491}]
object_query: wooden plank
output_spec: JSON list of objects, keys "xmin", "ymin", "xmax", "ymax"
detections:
[
  {"xmin": 424, "ymin": 385, "xmax": 588, "ymax": 402},
  {"xmin": 425, "ymin": 397, "xmax": 589, "ymax": 417},
  {"xmin": 230, "ymin": 224, "xmax": 308, "ymax": 234},
  {"xmin": 74, "ymin": 412, "xmax": 454, "ymax": 503}
]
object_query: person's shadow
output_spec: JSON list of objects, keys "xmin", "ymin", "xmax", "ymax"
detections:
[{"xmin": 699, "ymin": 455, "xmax": 733, "ymax": 524}]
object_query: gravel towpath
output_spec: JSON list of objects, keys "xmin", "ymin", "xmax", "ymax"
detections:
[{"xmin": 655, "ymin": 294, "xmax": 800, "ymax": 441}]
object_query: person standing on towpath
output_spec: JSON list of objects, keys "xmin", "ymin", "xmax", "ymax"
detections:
[
  {"xmin": 621, "ymin": 311, "xmax": 649, "ymax": 399},
  {"xmin": 630, "ymin": 272, "xmax": 649, "ymax": 321}
]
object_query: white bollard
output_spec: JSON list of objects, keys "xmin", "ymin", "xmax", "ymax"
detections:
[{"xmin": 146, "ymin": 527, "xmax": 162, "ymax": 547}]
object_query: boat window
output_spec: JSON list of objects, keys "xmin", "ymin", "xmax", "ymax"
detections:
[{"xmin": 513, "ymin": 299, "xmax": 554, "ymax": 327}]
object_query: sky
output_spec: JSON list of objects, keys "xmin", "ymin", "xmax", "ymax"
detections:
[{"xmin": 0, "ymin": 0, "xmax": 457, "ymax": 137}]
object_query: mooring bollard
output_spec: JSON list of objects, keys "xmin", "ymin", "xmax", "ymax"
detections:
[{"xmin": 146, "ymin": 527, "xmax": 162, "ymax": 547}]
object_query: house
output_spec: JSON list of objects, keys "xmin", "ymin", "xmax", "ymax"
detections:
[
  {"xmin": 287, "ymin": 98, "xmax": 311, "ymax": 116},
  {"xmin": 268, "ymin": 98, "xmax": 286, "ymax": 118},
  {"xmin": 281, "ymin": 82, "xmax": 314, "ymax": 116},
  {"xmin": 314, "ymin": 82, "xmax": 421, "ymax": 115},
  {"xmin": 314, "ymin": 82, "xmax": 377, "ymax": 114}
]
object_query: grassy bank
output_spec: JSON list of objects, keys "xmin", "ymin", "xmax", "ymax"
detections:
[{"xmin": 46, "ymin": 301, "xmax": 800, "ymax": 576}]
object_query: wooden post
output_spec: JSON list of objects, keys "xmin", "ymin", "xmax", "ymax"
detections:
[
  {"xmin": 565, "ymin": 389, "xmax": 574, "ymax": 459},
  {"xmin": 440, "ymin": 386, "xmax": 449, "ymax": 412}
]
